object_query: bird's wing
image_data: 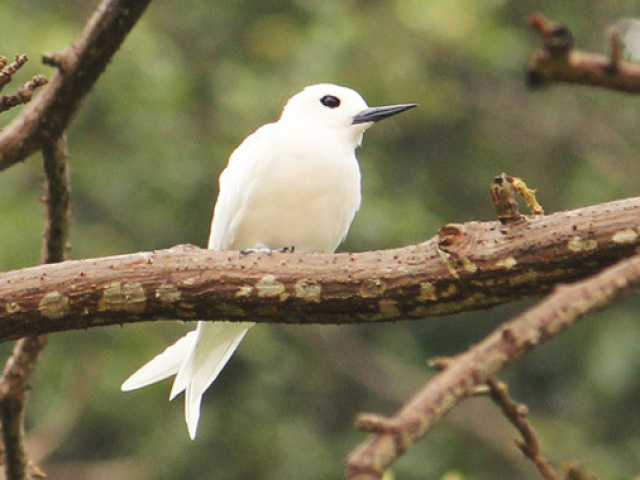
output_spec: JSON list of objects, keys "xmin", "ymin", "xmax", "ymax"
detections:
[{"xmin": 208, "ymin": 123, "xmax": 277, "ymax": 250}]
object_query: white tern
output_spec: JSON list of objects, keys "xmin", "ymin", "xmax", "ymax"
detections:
[{"xmin": 121, "ymin": 83, "xmax": 417, "ymax": 439}]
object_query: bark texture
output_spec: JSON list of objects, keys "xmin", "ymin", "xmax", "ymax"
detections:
[{"xmin": 0, "ymin": 196, "xmax": 638, "ymax": 342}]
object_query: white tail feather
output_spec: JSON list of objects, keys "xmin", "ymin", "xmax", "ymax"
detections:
[
  {"xmin": 175, "ymin": 322, "xmax": 253, "ymax": 439},
  {"xmin": 122, "ymin": 321, "xmax": 253, "ymax": 440},
  {"xmin": 121, "ymin": 331, "xmax": 198, "ymax": 391}
]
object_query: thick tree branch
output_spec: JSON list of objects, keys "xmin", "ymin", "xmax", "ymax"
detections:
[
  {"xmin": 0, "ymin": 0, "xmax": 153, "ymax": 170},
  {"xmin": 0, "ymin": 197, "xmax": 637, "ymax": 341},
  {"xmin": 345, "ymin": 252, "xmax": 640, "ymax": 480},
  {"xmin": 527, "ymin": 13, "xmax": 640, "ymax": 92}
]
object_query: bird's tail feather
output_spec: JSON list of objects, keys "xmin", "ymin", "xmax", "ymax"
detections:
[
  {"xmin": 121, "ymin": 321, "xmax": 254, "ymax": 439},
  {"xmin": 120, "ymin": 331, "xmax": 198, "ymax": 391},
  {"xmin": 171, "ymin": 321, "xmax": 254, "ymax": 439}
]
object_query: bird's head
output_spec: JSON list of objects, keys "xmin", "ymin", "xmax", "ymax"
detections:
[{"xmin": 279, "ymin": 83, "xmax": 417, "ymax": 146}]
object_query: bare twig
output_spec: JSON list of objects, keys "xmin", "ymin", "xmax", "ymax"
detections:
[
  {"xmin": 346, "ymin": 252, "xmax": 640, "ymax": 480},
  {"xmin": 486, "ymin": 378, "xmax": 560, "ymax": 480},
  {"xmin": 608, "ymin": 27, "xmax": 623, "ymax": 73},
  {"xmin": 0, "ymin": 336, "xmax": 48, "ymax": 480},
  {"xmin": 0, "ymin": 55, "xmax": 48, "ymax": 115},
  {"xmin": 0, "ymin": 76, "xmax": 48, "ymax": 114},
  {"xmin": 0, "ymin": 136, "xmax": 70, "ymax": 479},
  {"xmin": 0, "ymin": 0, "xmax": 153, "ymax": 170},
  {"xmin": 41, "ymin": 136, "xmax": 71, "ymax": 263},
  {"xmin": 527, "ymin": 13, "xmax": 640, "ymax": 92},
  {"xmin": 0, "ymin": 55, "xmax": 29, "ymax": 92}
]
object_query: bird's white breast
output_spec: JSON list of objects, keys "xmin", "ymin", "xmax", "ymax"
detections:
[{"xmin": 212, "ymin": 120, "xmax": 362, "ymax": 253}]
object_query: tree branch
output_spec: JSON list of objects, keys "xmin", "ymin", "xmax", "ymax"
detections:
[
  {"xmin": 486, "ymin": 378, "xmax": 560, "ymax": 480},
  {"xmin": 0, "ymin": 136, "xmax": 71, "ymax": 479},
  {"xmin": 41, "ymin": 136, "xmax": 71, "ymax": 264},
  {"xmin": 0, "ymin": 196, "xmax": 637, "ymax": 341},
  {"xmin": 0, "ymin": 0, "xmax": 153, "ymax": 171},
  {"xmin": 526, "ymin": 13, "xmax": 640, "ymax": 92},
  {"xmin": 0, "ymin": 55, "xmax": 48, "ymax": 115},
  {"xmin": 345, "ymin": 251, "xmax": 640, "ymax": 480}
]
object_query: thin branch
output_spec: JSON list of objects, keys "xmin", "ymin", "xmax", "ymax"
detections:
[
  {"xmin": 41, "ymin": 136, "xmax": 71, "ymax": 264},
  {"xmin": 0, "ymin": 55, "xmax": 29, "ymax": 92},
  {"xmin": 0, "ymin": 196, "xmax": 638, "ymax": 340},
  {"xmin": 0, "ymin": 136, "xmax": 70, "ymax": 480},
  {"xmin": 0, "ymin": 336, "xmax": 48, "ymax": 480},
  {"xmin": 0, "ymin": 0, "xmax": 153, "ymax": 170},
  {"xmin": 345, "ymin": 252, "xmax": 640, "ymax": 480},
  {"xmin": 0, "ymin": 75, "xmax": 49, "ymax": 114},
  {"xmin": 0, "ymin": 55, "xmax": 48, "ymax": 115},
  {"xmin": 486, "ymin": 378, "xmax": 560, "ymax": 480},
  {"xmin": 527, "ymin": 13, "xmax": 640, "ymax": 92}
]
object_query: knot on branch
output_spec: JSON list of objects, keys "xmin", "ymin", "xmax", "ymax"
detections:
[{"xmin": 354, "ymin": 413, "xmax": 415, "ymax": 457}]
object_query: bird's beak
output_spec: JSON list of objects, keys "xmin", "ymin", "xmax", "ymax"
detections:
[{"xmin": 352, "ymin": 103, "xmax": 418, "ymax": 125}]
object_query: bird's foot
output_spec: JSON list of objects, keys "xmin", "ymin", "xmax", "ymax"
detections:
[{"xmin": 240, "ymin": 245, "xmax": 295, "ymax": 256}]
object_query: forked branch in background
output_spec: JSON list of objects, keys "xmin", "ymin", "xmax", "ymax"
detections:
[
  {"xmin": 0, "ymin": 136, "xmax": 70, "ymax": 480},
  {"xmin": 527, "ymin": 13, "xmax": 640, "ymax": 92},
  {"xmin": 345, "ymin": 175, "xmax": 640, "ymax": 480},
  {"xmin": 0, "ymin": 0, "xmax": 153, "ymax": 171}
]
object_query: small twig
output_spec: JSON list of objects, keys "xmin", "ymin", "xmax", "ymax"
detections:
[
  {"xmin": 490, "ymin": 173, "xmax": 544, "ymax": 223},
  {"xmin": 0, "ymin": 54, "xmax": 47, "ymax": 115},
  {"xmin": 491, "ymin": 173, "xmax": 522, "ymax": 222},
  {"xmin": 41, "ymin": 135, "xmax": 71, "ymax": 263},
  {"xmin": 0, "ymin": 75, "xmax": 48, "ymax": 114},
  {"xmin": 608, "ymin": 28, "xmax": 623, "ymax": 74},
  {"xmin": 0, "ymin": 55, "xmax": 29, "ymax": 92},
  {"xmin": 486, "ymin": 378, "xmax": 560, "ymax": 480},
  {"xmin": 0, "ymin": 336, "xmax": 48, "ymax": 480}
]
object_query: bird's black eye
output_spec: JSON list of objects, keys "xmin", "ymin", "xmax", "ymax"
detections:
[{"xmin": 320, "ymin": 95, "xmax": 341, "ymax": 108}]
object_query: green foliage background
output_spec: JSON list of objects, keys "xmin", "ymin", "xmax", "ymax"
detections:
[{"xmin": 1, "ymin": 1, "xmax": 640, "ymax": 479}]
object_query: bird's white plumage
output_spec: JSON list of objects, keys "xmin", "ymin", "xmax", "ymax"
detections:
[{"xmin": 121, "ymin": 83, "xmax": 414, "ymax": 440}]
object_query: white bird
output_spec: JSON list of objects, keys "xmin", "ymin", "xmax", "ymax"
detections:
[{"xmin": 121, "ymin": 83, "xmax": 416, "ymax": 439}]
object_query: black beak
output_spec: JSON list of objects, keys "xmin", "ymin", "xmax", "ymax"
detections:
[{"xmin": 352, "ymin": 103, "xmax": 418, "ymax": 125}]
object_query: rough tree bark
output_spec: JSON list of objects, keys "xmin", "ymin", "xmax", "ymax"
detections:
[{"xmin": 0, "ymin": 196, "xmax": 638, "ymax": 341}]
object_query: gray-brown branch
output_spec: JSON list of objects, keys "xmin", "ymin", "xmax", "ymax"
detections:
[
  {"xmin": 345, "ymin": 251, "xmax": 640, "ymax": 480},
  {"xmin": 0, "ymin": 0, "xmax": 153, "ymax": 170},
  {"xmin": 0, "ymin": 196, "xmax": 637, "ymax": 342},
  {"xmin": 527, "ymin": 13, "xmax": 640, "ymax": 93},
  {"xmin": 0, "ymin": 137, "xmax": 71, "ymax": 480}
]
